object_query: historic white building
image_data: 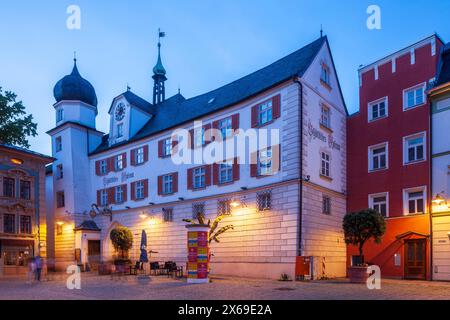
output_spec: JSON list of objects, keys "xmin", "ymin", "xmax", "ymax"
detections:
[
  {"xmin": 46, "ymin": 35, "xmax": 348, "ymax": 279},
  {"xmin": 430, "ymin": 43, "xmax": 450, "ymax": 281}
]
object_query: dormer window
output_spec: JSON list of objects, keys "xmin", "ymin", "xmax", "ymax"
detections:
[
  {"xmin": 56, "ymin": 108, "xmax": 64, "ymax": 123},
  {"xmin": 117, "ymin": 124, "xmax": 124, "ymax": 138}
]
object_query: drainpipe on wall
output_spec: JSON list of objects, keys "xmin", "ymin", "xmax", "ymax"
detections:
[
  {"xmin": 293, "ymin": 77, "xmax": 303, "ymax": 257},
  {"xmin": 429, "ymin": 94, "xmax": 434, "ymax": 281}
]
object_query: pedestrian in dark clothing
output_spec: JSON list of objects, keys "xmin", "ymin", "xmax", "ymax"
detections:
[{"xmin": 35, "ymin": 255, "xmax": 43, "ymax": 281}]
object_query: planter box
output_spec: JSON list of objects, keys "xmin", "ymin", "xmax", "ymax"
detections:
[{"xmin": 348, "ymin": 266, "xmax": 370, "ymax": 284}]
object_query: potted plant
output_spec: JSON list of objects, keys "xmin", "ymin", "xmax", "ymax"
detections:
[
  {"xmin": 110, "ymin": 226, "xmax": 133, "ymax": 272},
  {"xmin": 343, "ymin": 209, "xmax": 386, "ymax": 283}
]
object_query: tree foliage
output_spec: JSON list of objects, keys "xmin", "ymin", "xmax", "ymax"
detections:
[
  {"xmin": 343, "ymin": 209, "xmax": 386, "ymax": 263},
  {"xmin": 110, "ymin": 226, "xmax": 133, "ymax": 258},
  {"xmin": 0, "ymin": 87, "xmax": 37, "ymax": 148}
]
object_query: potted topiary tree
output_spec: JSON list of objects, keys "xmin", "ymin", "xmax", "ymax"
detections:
[
  {"xmin": 343, "ymin": 209, "xmax": 386, "ymax": 283},
  {"xmin": 110, "ymin": 226, "xmax": 133, "ymax": 272}
]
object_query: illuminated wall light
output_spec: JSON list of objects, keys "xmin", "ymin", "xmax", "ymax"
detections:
[{"xmin": 10, "ymin": 158, "xmax": 24, "ymax": 165}]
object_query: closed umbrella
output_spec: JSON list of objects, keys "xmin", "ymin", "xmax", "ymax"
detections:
[{"xmin": 139, "ymin": 230, "xmax": 148, "ymax": 263}]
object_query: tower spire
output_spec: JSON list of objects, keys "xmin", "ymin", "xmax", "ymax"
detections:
[{"xmin": 152, "ymin": 28, "xmax": 167, "ymax": 105}]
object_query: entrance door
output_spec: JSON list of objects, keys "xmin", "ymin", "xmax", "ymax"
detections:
[
  {"xmin": 88, "ymin": 240, "xmax": 101, "ymax": 271},
  {"xmin": 404, "ymin": 239, "xmax": 426, "ymax": 280}
]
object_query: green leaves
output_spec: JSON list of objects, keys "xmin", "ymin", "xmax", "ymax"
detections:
[
  {"xmin": 343, "ymin": 209, "xmax": 386, "ymax": 258},
  {"xmin": 183, "ymin": 212, "xmax": 234, "ymax": 244},
  {"xmin": 0, "ymin": 87, "xmax": 37, "ymax": 148},
  {"xmin": 209, "ymin": 225, "xmax": 234, "ymax": 244},
  {"xmin": 110, "ymin": 226, "xmax": 134, "ymax": 257}
]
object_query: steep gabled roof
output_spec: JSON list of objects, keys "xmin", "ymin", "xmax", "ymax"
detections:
[
  {"xmin": 0, "ymin": 143, "xmax": 54, "ymax": 162},
  {"xmin": 92, "ymin": 36, "xmax": 327, "ymax": 155},
  {"xmin": 108, "ymin": 90, "xmax": 154, "ymax": 115}
]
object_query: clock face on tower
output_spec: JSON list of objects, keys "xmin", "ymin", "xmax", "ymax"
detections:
[{"xmin": 115, "ymin": 103, "xmax": 126, "ymax": 121}]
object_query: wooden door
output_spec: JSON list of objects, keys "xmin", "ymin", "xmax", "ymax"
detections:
[
  {"xmin": 88, "ymin": 240, "xmax": 101, "ymax": 270},
  {"xmin": 404, "ymin": 239, "xmax": 426, "ymax": 280}
]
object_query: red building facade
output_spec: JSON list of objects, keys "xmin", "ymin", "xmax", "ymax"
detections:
[{"xmin": 347, "ymin": 35, "xmax": 444, "ymax": 280}]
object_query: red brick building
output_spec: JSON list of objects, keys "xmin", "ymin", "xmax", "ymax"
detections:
[{"xmin": 347, "ymin": 35, "xmax": 444, "ymax": 280}]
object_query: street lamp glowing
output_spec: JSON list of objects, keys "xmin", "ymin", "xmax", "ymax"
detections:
[
  {"xmin": 139, "ymin": 213, "xmax": 148, "ymax": 219},
  {"xmin": 56, "ymin": 221, "xmax": 64, "ymax": 226},
  {"xmin": 230, "ymin": 199, "xmax": 241, "ymax": 208},
  {"xmin": 10, "ymin": 158, "xmax": 24, "ymax": 165},
  {"xmin": 432, "ymin": 193, "xmax": 446, "ymax": 205}
]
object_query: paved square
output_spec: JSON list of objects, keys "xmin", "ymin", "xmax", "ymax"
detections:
[{"xmin": 1, "ymin": 273, "xmax": 450, "ymax": 300}]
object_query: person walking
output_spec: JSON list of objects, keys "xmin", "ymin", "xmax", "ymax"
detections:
[
  {"xmin": 27, "ymin": 257, "xmax": 36, "ymax": 284},
  {"xmin": 35, "ymin": 255, "xmax": 43, "ymax": 281}
]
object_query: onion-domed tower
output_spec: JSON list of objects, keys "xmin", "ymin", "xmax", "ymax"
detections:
[{"xmin": 47, "ymin": 58, "xmax": 104, "ymax": 271}]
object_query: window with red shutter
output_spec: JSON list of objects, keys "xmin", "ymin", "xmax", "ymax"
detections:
[
  {"xmin": 97, "ymin": 190, "xmax": 101, "ymax": 206},
  {"xmin": 172, "ymin": 173, "xmax": 178, "ymax": 193},
  {"xmin": 122, "ymin": 153, "xmax": 127, "ymax": 169},
  {"xmin": 157, "ymin": 176, "xmax": 163, "ymax": 195},
  {"xmin": 232, "ymin": 113, "xmax": 240, "ymax": 131},
  {"xmin": 130, "ymin": 149, "xmax": 136, "ymax": 166},
  {"xmin": 213, "ymin": 163, "xmax": 219, "ymax": 185},
  {"xmin": 95, "ymin": 161, "xmax": 100, "ymax": 176},
  {"xmin": 233, "ymin": 158, "xmax": 240, "ymax": 181},
  {"xmin": 272, "ymin": 94, "xmax": 281, "ymax": 119},
  {"xmin": 131, "ymin": 182, "xmax": 136, "ymax": 201},
  {"xmin": 187, "ymin": 168, "xmax": 193, "ymax": 190},
  {"xmin": 143, "ymin": 145, "xmax": 149, "ymax": 162},
  {"xmin": 158, "ymin": 140, "xmax": 164, "ymax": 158},
  {"xmin": 143, "ymin": 179, "xmax": 149, "ymax": 198},
  {"xmin": 205, "ymin": 165, "xmax": 212, "ymax": 186}
]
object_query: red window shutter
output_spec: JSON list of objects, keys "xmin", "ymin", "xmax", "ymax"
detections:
[
  {"xmin": 274, "ymin": 144, "xmax": 281, "ymax": 173},
  {"xmin": 232, "ymin": 113, "xmax": 240, "ymax": 131},
  {"xmin": 272, "ymin": 94, "xmax": 281, "ymax": 119},
  {"xmin": 204, "ymin": 123, "xmax": 212, "ymax": 144},
  {"xmin": 213, "ymin": 163, "xmax": 219, "ymax": 185},
  {"xmin": 108, "ymin": 187, "xmax": 115, "ymax": 204},
  {"xmin": 205, "ymin": 165, "xmax": 212, "ymax": 187},
  {"xmin": 143, "ymin": 179, "xmax": 149, "ymax": 198},
  {"xmin": 187, "ymin": 168, "xmax": 193, "ymax": 190},
  {"xmin": 122, "ymin": 153, "xmax": 127, "ymax": 169},
  {"xmin": 172, "ymin": 139, "xmax": 178, "ymax": 154},
  {"xmin": 158, "ymin": 140, "xmax": 164, "ymax": 158},
  {"xmin": 250, "ymin": 151, "xmax": 258, "ymax": 177},
  {"xmin": 212, "ymin": 120, "xmax": 219, "ymax": 141},
  {"xmin": 157, "ymin": 176, "xmax": 163, "ymax": 195},
  {"xmin": 172, "ymin": 173, "xmax": 178, "ymax": 193},
  {"xmin": 107, "ymin": 157, "xmax": 113, "ymax": 173},
  {"xmin": 233, "ymin": 158, "xmax": 240, "ymax": 181},
  {"xmin": 251, "ymin": 105, "xmax": 259, "ymax": 128},
  {"xmin": 143, "ymin": 145, "xmax": 149, "ymax": 162},
  {"xmin": 95, "ymin": 161, "xmax": 100, "ymax": 176},
  {"xmin": 189, "ymin": 129, "xmax": 195, "ymax": 149},
  {"xmin": 97, "ymin": 190, "xmax": 101, "ymax": 206},
  {"xmin": 122, "ymin": 184, "xmax": 127, "ymax": 202},
  {"xmin": 130, "ymin": 149, "xmax": 136, "ymax": 166},
  {"xmin": 131, "ymin": 182, "xmax": 136, "ymax": 201}
]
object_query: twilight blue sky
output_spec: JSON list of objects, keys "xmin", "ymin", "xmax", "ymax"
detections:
[{"xmin": 1, "ymin": 0, "xmax": 449, "ymax": 155}]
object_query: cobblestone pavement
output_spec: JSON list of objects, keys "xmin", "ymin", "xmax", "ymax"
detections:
[{"xmin": 0, "ymin": 273, "xmax": 450, "ymax": 300}]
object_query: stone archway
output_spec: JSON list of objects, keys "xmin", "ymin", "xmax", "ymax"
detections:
[{"xmin": 102, "ymin": 221, "xmax": 124, "ymax": 262}]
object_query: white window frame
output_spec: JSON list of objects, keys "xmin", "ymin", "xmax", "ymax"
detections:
[
  {"xmin": 403, "ymin": 82, "xmax": 426, "ymax": 111},
  {"xmin": 368, "ymin": 97, "xmax": 388, "ymax": 122},
  {"xmin": 117, "ymin": 123, "xmax": 124, "ymax": 138},
  {"xmin": 403, "ymin": 131, "xmax": 426, "ymax": 165},
  {"xmin": 100, "ymin": 160, "xmax": 107, "ymax": 175},
  {"xmin": 55, "ymin": 136, "xmax": 62, "ymax": 152},
  {"xmin": 258, "ymin": 100, "xmax": 273, "ymax": 126},
  {"xmin": 100, "ymin": 190, "xmax": 108, "ymax": 206},
  {"xmin": 320, "ymin": 104, "xmax": 331, "ymax": 128},
  {"xmin": 115, "ymin": 185, "xmax": 124, "ymax": 203},
  {"xmin": 163, "ymin": 138, "xmax": 172, "ymax": 157},
  {"xmin": 259, "ymin": 147, "xmax": 273, "ymax": 176},
  {"xmin": 193, "ymin": 167, "xmax": 206, "ymax": 189},
  {"xmin": 218, "ymin": 117, "xmax": 233, "ymax": 140},
  {"xmin": 403, "ymin": 186, "xmax": 427, "ymax": 215},
  {"xmin": 135, "ymin": 181, "xmax": 145, "ymax": 199},
  {"xmin": 194, "ymin": 127, "xmax": 206, "ymax": 147},
  {"xmin": 56, "ymin": 108, "xmax": 64, "ymax": 122},
  {"xmin": 115, "ymin": 154, "xmax": 124, "ymax": 171},
  {"xmin": 368, "ymin": 142, "xmax": 389, "ymax": 172},
  {"xmin": 320, "ymin": 151, "xmax": 331, "ymax": 178},
  {"xmin": 136, "ymin": 147, "xmax": 145, "ymax": 165},
  {"xmin": 219, "ymin": 162, "xmax": 233, "ymax": 184},
  {"xmin": 162, "ymin": 174, "xmax": 173, "ymax": 194},
  {"xmin": 320, "ymin": 63, "xmax": 331, "ymax": 86},
  {"xmin": 368, "ymin": 192, "xmax": 389, "ymax": 217},
  {"xmin": 56, "ymin": 164, "xmax": 64, "ymax": 180}
]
